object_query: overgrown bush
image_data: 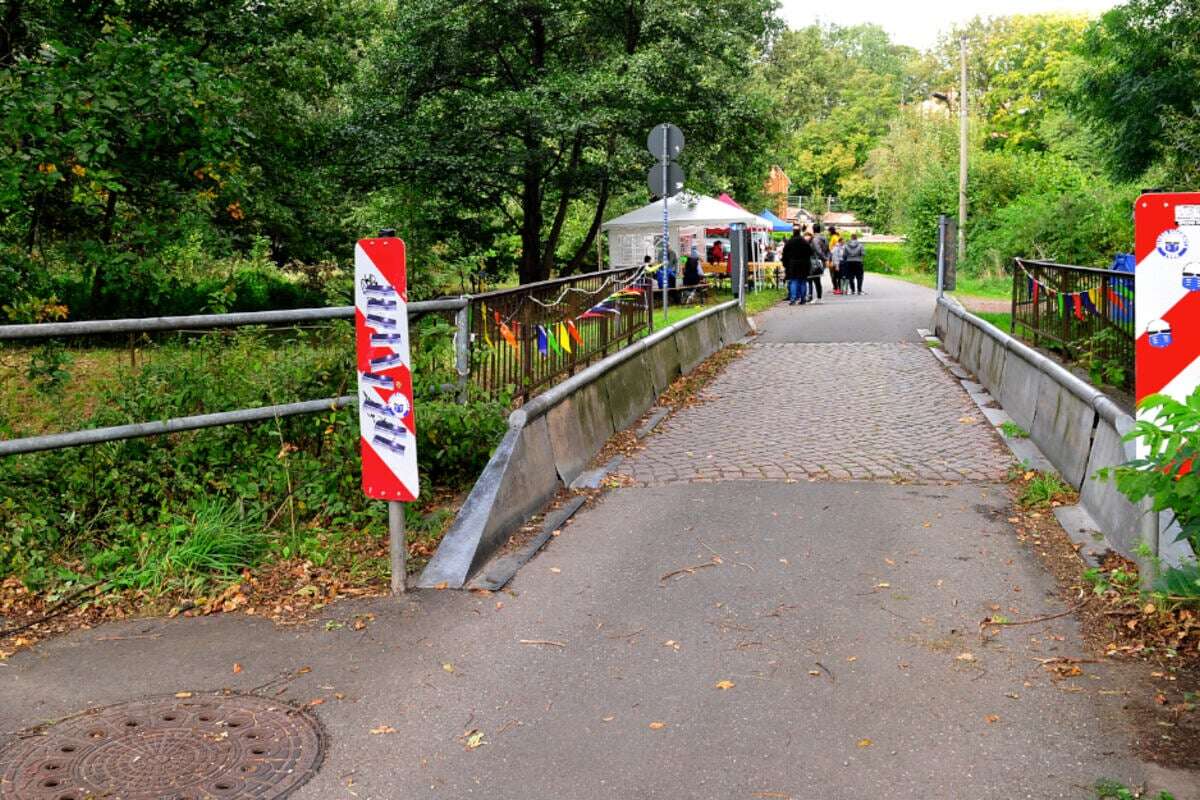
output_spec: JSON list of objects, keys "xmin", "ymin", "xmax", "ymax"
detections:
[
  {"xmin": 0, "ymin": 321, "xmax": 508, "ymax": 593},
  {"xmin": 1103, "ymin": 387, "xmax": 1200, "ymax": 597},
  {"xmin": 863, "ymin": 243, "xmax": 909, "ymax": 275}
]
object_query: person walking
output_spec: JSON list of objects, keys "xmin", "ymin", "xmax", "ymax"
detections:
[
  {"xmin": 682, "ymin": 245, "xmax": 703, "ymax": 287},
  {"xmin": 827, "ymin": 226, "xmax": 842, "ymax": 294},
  {"xmin": 809, "ymin": 224, "xmax": 830, "ymax": 303},
  {"xmin": 842, "ymin": 233, "xmax": 865, "ymax": 295},
  {"xmin": 781, "ymin": 225, "xmax": 812, "ymax": 306}
]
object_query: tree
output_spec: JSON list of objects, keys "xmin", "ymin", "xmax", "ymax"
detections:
[
  {"xmin": 1071, "ymin": 0, "xmax": 1200, "ymax": 185},
  {"xmin": 760, "ymin": 24, "xmax": 915, "ymax": 213},
  {"xmin": 925, "ymin": 14, "xmax": 1089, "ymax": 152},
  {"xmin": 353, "ymin": 0, "xmax": 780, "ymax": 285},
  {"xmin": 0, "ymin": 0, "xmax": 382, "ymax": 312}
]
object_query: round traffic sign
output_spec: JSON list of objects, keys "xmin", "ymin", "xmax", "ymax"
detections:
[
  {"xmin": 647, "ymin": 162, "xmax": 685, "ymax": 198},
  {"xmin": 646, "ymin": 123, "xmax": 685, "ymax": 160}
]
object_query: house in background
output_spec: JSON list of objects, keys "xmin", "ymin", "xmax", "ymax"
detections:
[
  {"xmin": 821, "ymin": 210, "xmax": 871, "ymax": 236},
  {"xmin": 764, "ymin": 165, "xmax": 790, "ymax": 218}
]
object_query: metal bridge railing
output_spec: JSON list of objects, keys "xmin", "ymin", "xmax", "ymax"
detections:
[
  {"xmin": 1010, "ymin": 258, "xmax": 1134, "ymax": 389},
  {"xmin": 468, "ymin": 267, "xmax": 651, "ymax": 402},
  {"xmin": 0, "ymin": 266, "xmax": 659, "ymax": 455},
  {"xmin": 0, "ymin": 300, "xmax": 466, "ymax": 457}
]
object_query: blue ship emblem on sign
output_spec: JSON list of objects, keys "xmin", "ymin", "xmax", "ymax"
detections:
[
  {"xmin": 1157, "ymin": 229, "xmax": 1188, "ymax": 259},
  {"xmin": 1148, "ymin": 319, "xmax": 1173, "ymax": 348},
  {"xmin": 1184, "ymin": 263, "xmax": 1200, "ymax": 292}
]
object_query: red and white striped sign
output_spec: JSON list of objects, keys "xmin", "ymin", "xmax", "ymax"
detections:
[
  {"xmin": 1135, "ymin": 192, "xmax": 1200, "ymax": 453},
  {"xmin": 355, "ymin": 236, "xmax": 419, "ymax": 501}
]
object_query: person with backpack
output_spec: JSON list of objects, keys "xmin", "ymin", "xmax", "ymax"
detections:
[
  {"xmin": 842, "ymin": 233, "xmax": 865, "ymax": 295},
  {"xmin": 781, "ymin": 225, "xmax": 813, "ymax": 305},
  {"xmin": 809, "ymin": 223, "xmax": 830, "ymax": 303}
]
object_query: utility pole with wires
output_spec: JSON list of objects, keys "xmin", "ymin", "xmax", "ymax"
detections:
[{"xmin": 958, "ymin": 33, "xmax": 968, "ymax": 264}]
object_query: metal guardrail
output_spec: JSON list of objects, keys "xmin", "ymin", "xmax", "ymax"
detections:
[
  {"xmin": 468, "ymin": 267, "xmax": 652, "ymax": 402},
  {"xmin": 0, "ymin": 300, "xmax": 466, "ymax": 456},
  {"xmin": 0, "ymin": 299, "xmax": 467, "ymax": 340},
  {"xmin": 1010, "ymin": 258, "xmax": 1134, "ymax": 389}
]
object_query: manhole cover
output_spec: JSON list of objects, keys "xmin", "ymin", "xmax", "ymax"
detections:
[{"xmin": 0, "ymin": 693, "xmax": 324, "ymax": 799}]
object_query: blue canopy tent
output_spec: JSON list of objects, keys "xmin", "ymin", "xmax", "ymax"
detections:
[{"xmin": 758, "ymin": 209, "xmax": 793, "ymax": 233}]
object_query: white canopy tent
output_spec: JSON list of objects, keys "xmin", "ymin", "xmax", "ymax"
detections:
[{"xmin": 600, "ymin": 193, "xmax": 775, "ymax": 268}]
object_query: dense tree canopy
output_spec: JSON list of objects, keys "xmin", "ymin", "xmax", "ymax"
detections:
[
  {"xmin": 355, "ymin": 0, "xmax": 780, "ymax": 284},
  {"xmin": 1070, "ymin": 0, "xmax": 1200, "ymax": 186},
  {"xmin": 0, "ymin": 0, "xmax": 1196, "ymax": 319}
]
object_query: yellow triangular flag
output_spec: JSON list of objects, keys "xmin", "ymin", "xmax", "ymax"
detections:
[
  {"xmin": 559, "ymin": 322, "xmax": 571, "ymax": 354},
  {"xmin": 481, "ymin": 303, "xmax": 493, "ymax": 348}
]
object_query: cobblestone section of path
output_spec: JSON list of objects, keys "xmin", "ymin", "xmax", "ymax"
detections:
[{"xmin": 621, "ymin": 341, "xmax": 1012, "ymax": 484}]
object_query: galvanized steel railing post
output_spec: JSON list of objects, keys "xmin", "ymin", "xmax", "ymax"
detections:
[{"xmin": 454, "ymin": 302, "xmax": 471, "ymax": 404}]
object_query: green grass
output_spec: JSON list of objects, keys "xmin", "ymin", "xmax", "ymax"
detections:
[
  {"xmin": 973, "ymin": 311, "xmax": 1012, "ymax": 331},
  {"xmin": 1094, "ymin": 779, "xmax": 1174, "ymax": 800},
  {"xmin": 1018, "ymin": 471, "xmax": 1072, "ymax": 508},
  {"xmin": 645, "ymin": 285, "xmax": 786, "ymax": 328},
  {"xmin": 999, "ymin": 421, "xmax": 1029, "ymax": 439},
  {"xmin": 89, "ymin": 498, "xmax": 266, "ymax": 596},
  {"xmin": 864, "ymin": 242, "xmax": 1011, "ymax": 300}
]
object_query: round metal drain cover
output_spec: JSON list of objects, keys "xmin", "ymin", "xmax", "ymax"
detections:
[{"xmin": 0, "ymin": 693, "xmax": 324, "ymax": 799}]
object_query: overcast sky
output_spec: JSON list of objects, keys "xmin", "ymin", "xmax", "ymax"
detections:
[{"xmin": 778, "ymin": 0, "xmax": 1120, "ymax": 50}]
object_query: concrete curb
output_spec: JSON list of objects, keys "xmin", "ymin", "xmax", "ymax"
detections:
[
  {"xmin": 932, "ymin": 297, "xmax": 1172, "ymax": 569},
  {"xmin": 418, "ymin": 301, "xmax": 752, "ymax": 589}
]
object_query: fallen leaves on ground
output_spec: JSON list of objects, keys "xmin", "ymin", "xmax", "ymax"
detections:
[
  {"xmin": 370, "ymin": 725, "xmax": 397, "ymax": 735},
  {"xmin": 856, "ymin": 738, "xmax": 872, "ymax": 748},
  {"xmin": 461, "ymin": 729, "xmax": 486, "ymax": 750},
  {"xmin": 232, "ymin": 662, "xmax": 242, "ymax": 674},
  {"xmin": 715, "ymin": 679, "xmax": 735, "ymax": 690},
  {"xmin": 649, "ymin": 721, "xmax": 667, "ymax": 730}
]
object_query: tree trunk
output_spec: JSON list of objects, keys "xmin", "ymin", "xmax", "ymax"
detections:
[
  {"xmin": 517, "ymin": 10, "xmax": 548, "ymax": 285},
  {"xmin": 540, "ymin": 132, "xmax": 583, "ymax": 277},
  {"xmin": 566, "ymin": 166, "xmax": 611, "ymax": 274},
  {"xmin": 518, "ymin": 131, "xmax": 545, "ymax": 285},
  {"xmin": 90, "ymin": 190, "xmax": 119, "ymax": 308}
]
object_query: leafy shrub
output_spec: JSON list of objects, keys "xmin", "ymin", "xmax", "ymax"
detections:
[
  {"xmin": 863, "ymin": 243, "xmax": 908, "ymax": 275},
  {"xmin": 417, "ymin": 400, "xmax": 511, "ymax": 486},
  {"xmin": 25, "ymin": 342, "xmax": 73, "ymax": 392},
  {"xmin": 1103, "ymin": 388, "xmax": 1200, "ymax": 579},
  {"xmin": 0, "ymin": 323, "xmax": 507, "ymax": 592}
]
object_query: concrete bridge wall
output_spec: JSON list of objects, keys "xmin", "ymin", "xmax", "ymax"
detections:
[
  {"xmin": 419, "ymin": 300, "xmax": 752, "ymax": 588},
  {"xmin": 933, "ymin": 297, "xmax": 1172, "ymax": 568}
]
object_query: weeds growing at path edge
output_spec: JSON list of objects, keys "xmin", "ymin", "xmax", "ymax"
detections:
[
  {"xmin": 1094, "ymin": 780, "xmax": 1175, "ymax": 800},
  {"xmin": 1102, "ymin": 386, "xmax": 1200, "ymax": 600},
  {"xmin": 0, "ymin": 319, "xmax": 509, "ymax": 600}
]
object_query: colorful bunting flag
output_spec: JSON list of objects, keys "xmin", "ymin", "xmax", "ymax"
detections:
[
  {"xmin": 546, "ymin": 324, "xmax": 564, "ymax": 355},
  {"xmin": 536, "ymin": 325, "xmax": 548, "ymax": 356},
  {"xmin": 496, "ymin": 312, "xmax": 518, "ymax": 352},
  {"xmin": 558, "ymin": 323, "xmax": 572, "ymax": 354},
  {"xmin": 565, "ymin": 320, "xmax": 583, "ymax": 346},
  {"xmin": 481, "ymin": 302, "xmax": 493, "ymax": 348}
]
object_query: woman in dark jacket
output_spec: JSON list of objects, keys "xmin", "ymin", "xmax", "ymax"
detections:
[{"xmin": 780, "ymin": 227, "xmax": 813, "ymax": 305}]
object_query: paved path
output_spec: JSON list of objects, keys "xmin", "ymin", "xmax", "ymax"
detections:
[
  {"xmin": 620, "ymin": 342, "xmax": 1010, "ymax": 484},
  {"xmin": 1, "ymin": 273, "xmax": 1192, "ymax": 799}
]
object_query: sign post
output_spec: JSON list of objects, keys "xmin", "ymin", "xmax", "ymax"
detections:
[
  {"xmin": 1134, "ymin": 192, "xmax": 1200, "ymax": 561},
  {"xmin": 354, "ymin": 231, "xmax": 420, "ymax": 593},
  {"xmin": 646, "ymin": 123, "xmax": 685, "ymax": 326}
]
